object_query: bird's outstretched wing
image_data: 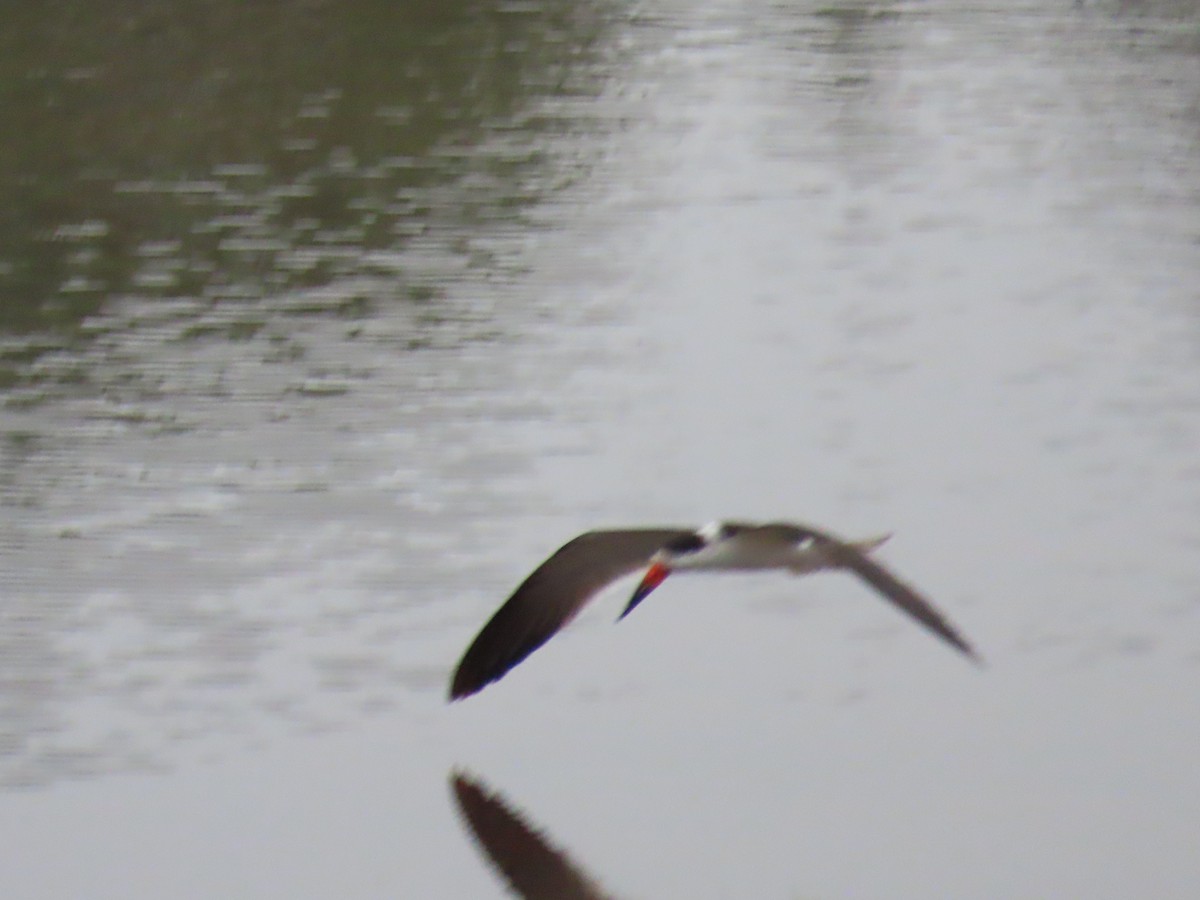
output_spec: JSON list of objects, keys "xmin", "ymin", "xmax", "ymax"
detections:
[
  {"xmin": 745, "ymin": 522, "xmax": 979, "ymax": 661},
  {"xmin": 819, "ymin": 535, "xmax": 980, "ymax": 662},
  {"xmin": 449, "ymin": 528, "xmax": 691, "ymax": 700}
]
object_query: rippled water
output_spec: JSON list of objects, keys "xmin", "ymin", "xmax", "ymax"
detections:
[{"xmin": 2, "ymin": 1, "xmax": 1199, "ymax": 897}]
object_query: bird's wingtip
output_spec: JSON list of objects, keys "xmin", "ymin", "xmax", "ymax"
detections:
[
  {"xmin": 448, "ymin": 670, "xmax": 481, "ymax": 702},
  {"xmin": 949, "ymin": 633, "xmax": 985, "ymax": 668}
]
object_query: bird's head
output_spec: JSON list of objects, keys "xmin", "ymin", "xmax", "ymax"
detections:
[{"xmin": 618, "ymin": 525, "xmax": 721, "ymax": 620}]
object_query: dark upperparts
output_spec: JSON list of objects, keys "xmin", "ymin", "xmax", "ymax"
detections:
[{"xmin": 662, "ymin": 531, "xmax": 705, "ymax": 554}]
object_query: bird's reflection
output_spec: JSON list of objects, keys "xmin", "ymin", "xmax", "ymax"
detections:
[{"xmin": 450, "ymin": 770, "xmax": 617, "ymax": 900}]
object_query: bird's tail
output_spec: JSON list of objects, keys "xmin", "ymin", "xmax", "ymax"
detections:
[{"xmin": 850, "ymin": 533, "xmax": 891, "ymax": 554}]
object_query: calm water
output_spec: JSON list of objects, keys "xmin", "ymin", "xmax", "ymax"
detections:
[{"xmin": 2, "ymin": 1, "xmax": 1199, "ymax": 897}]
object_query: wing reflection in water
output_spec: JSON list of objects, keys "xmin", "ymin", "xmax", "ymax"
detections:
[{"xmin": 450, "ymin": 770, "xmax": 618, "ymax": 900}]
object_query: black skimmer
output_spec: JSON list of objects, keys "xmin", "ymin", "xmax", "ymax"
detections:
[{"xmin": 449, "ymin": 521, "xmax": 979, "ymax": 700}]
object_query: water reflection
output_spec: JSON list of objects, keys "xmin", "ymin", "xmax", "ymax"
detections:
[
  {"xmin": 0, "ymin": 0, "xmax": 625, "ymax": 377},
  {"xmin": 452, "ymin": 769, "xmax": 617, "ymax": 900},
  {"xmin": 0, "ymin": 0, "xmax": 635, "ymax": 788},
  {"xmin": 0, "ymin": 0, "xmax": 1198, "ymax": 893}
]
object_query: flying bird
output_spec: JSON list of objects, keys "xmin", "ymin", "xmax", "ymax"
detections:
[{"xmin": 449, "ymin": 521, "xmax": 979, "ymax": 700}]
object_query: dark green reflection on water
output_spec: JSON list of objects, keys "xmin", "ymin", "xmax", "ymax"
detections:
[
  {"xmin": 0, "ymin": 0, "xmax": 621, "ymax": 369},
  {"xmin": 0, "ymin": 1, "xmax": 630, "ymax": 788}
]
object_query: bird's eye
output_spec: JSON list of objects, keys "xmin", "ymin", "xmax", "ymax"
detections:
[{"xmin": 666, "ymin": 533, "xmax": 706, "ymax": 554}]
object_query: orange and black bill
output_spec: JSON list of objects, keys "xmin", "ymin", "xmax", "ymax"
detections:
[{"xmin": 618, "ymin": 563, "xmax": 670, "ymax": 620}]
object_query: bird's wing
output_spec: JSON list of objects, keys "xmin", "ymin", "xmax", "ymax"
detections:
[
  {"xmin": 754, "ymin": 521, "xmax": 979, "ymax": 661},
  {"xmin": 742, "ymin": 522, "xmax": 823, "ymax": 544},
  {"xmin": 449, "ymin": 528, "xmax": 692, "ymax": 700},
  {"xmin": 451, "ymin": 771, "xmax": 614, "ymax": 900},
  {"xmin": 822, "ymin": 538, "xmax": 980, "ymax": 662}
]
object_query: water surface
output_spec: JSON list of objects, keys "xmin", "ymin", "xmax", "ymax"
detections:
[{"xmin": 2, "ymin": 1, "xmax": 1199, "ymax": 897}]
